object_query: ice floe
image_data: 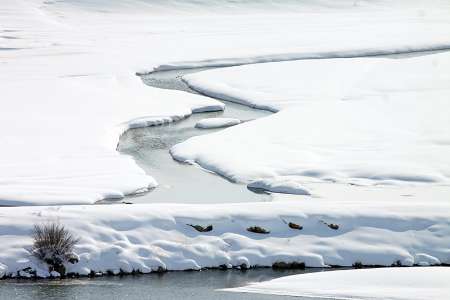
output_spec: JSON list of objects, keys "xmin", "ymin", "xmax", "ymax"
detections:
[{"xmin": 195, "ymin": 118, "xmax": 241, "ymax": 129}]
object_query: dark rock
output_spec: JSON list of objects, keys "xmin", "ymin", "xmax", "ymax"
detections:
[
  {"xmin": 288, "ymin": 222, "xmax": 303, "ymax": 230},
  {"xmin": 272, "ymin": 261, "xmax": 305, "ymax": 269},
  {"xmin": 247, "ymin": 226, "xmax": 270, "ymax": 234},
  {"xmin": 328, "ymin": 223, "xmax": 339, "ymax": 230},
  {"xmin": 392, "ymin": 260, "xmax": 403, "ymax": 267},
  {"xmin": 187, "ymin": 224, "xmax": 213, "ymax": 232},
  {"xmin": 155, "ymin": 266, "xmax": 167, "ymax": 273}
]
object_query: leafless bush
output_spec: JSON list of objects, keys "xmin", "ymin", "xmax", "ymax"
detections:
[{"xmin": 32, "ymin": 222, "xmax": 79, "ymax": 275}]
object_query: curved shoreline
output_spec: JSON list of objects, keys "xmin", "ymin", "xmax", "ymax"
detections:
[
  {"xmin": 139, "ymin": 46, "xmax": 450, "ymax": 74},
  {"xmin": 115, "ymin": 67, "xmax": 271, "ymax": 204},
  {"xmin": 118, "ymin": 46, "xmax": 450, "ymax": 203}
]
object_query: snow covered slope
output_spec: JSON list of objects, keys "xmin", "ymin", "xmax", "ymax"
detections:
[
  {"xmin": 224, "ymin": 267, "xmax": 450, "ymax": 300},
  {"xmin": 2, "ymin": 0, "xmax": 450, "ymax": 205}
]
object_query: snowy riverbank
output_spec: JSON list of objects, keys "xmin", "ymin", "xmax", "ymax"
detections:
[{"xmin": 1, "ymin": 188, "xmax": 449, "ymax": 278}]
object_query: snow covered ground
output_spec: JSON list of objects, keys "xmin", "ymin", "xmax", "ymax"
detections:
[
  {"xmin": 2, "ymin": 0, "xmax": 450, "ymax": 205},
  {"xmin": 224, "ymin": 267, "xmax": 450, "ymax": 300},
  {"xmin": 1, "ymin": 0, "xmax": 450, "ymax": 287},
  {"xmin": 175, "ymin": 52, "xmax": 450, "ymax": 188}
]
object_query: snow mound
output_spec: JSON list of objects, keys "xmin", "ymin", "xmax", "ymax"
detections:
[
  {"xmin": 224, "ymin": 267, "xmax": 450, "ymax": 300},
  {"xmin": 195, "ymin": 118, "xmax": 241, "ymax": 129},
  {"xmin": 248, "ymin": 177, "xmax": 311, "ymax": 195}
]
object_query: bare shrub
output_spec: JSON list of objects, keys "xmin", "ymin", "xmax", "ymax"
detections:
[{"xmin": 32, "ymin": 222, "xmax": 79, "ymax": 276}]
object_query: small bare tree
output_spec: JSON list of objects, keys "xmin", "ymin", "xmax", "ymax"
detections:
[{"xmin": 32, "ymin": 222, "xmax": 79, "ymax": 276}]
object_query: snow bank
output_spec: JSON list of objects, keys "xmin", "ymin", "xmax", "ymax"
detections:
[
  {"xmin": 0, "ymin": 192, "xmax": 449, "ymax": 278},
  {"xmin": 224, "ymin": 267, "xmax": 450, "ymax": 300},
  {"xmin": 0, "ymin": 74, "xmax": 223, "ymax": 206},
  {"xmin": 195, "ymin": 118, "xmax": 241, "ymax": 129},
  {"xmin": 173, "ymin": 52, "xmax": 450, "ymax": 189}
]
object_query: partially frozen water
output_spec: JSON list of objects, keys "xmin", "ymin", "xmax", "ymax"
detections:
[
  {"xmin": 117, "ymin": 49, "xmax": 448, "ymax": 205},
  {"xmin": 0, "ymin": 268, "xmax": 331, "ymax": 300},
  {"xmin": 116, "ymin": 68, "xmax": 271, "ymax": 204}
]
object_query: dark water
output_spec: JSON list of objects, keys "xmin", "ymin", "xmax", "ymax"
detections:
[
  {"xmin": 0, "ymin": 268, "xmax": 332, "ymax": 300},
  {"xmin": 115, "ymin": 68, "xmax": 272, "ymax": 204}
]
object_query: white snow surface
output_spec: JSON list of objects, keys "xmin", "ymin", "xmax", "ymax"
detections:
[
  {"xmin": 0, "ymin": 191, "xmax": 449, "ymax": 277},
  {"xmin": 2, "ymin": 0, "xmax": 450, "ymax": 205},
  {"xmin": 174, "ymin": 51, "xmax": 450, "ymax": 187},
  {"xmin": 195, "ymin": 118, "xmax": 241, "ymax": 129},
  {"xmin": 224, "ymin": 267, "xmax": 450, "ymax": 300},
  {"xmin": 2, "ymin": 0, "xmax": 450, "ymax": 280}
]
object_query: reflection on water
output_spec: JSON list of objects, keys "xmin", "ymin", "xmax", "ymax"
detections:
[
  {"xmin": 0, "ymin": 268, "xmax": 332, "ymax": 300},
  {"xmin": 115, "ymin": 68, "xmax": 271, "ymax": 204}
]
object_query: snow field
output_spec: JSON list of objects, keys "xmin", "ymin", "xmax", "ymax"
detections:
[{"xmin": 223, "ymin": 267, "xmax": 450, "ymax": 300}]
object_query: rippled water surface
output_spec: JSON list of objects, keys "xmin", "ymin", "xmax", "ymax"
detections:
[{"xmin": 0, "ymin": 268, "xmax": 332, "ymax": 300}]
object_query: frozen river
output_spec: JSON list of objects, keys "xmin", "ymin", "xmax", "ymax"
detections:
[{"xmin": 116, "ymin": 68, "xmax": 272, "ymax": 204}]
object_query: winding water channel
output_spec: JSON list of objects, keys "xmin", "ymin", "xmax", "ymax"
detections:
[
  {"xmin": 117, "ymin": 68, "xmax": 272, "ymax": 204},
  {"xmin": 5, "ymin": 51, "xmax": 443, "ymax": 297},
  {"xmin": 117, "ymin": 49, "xmax": 448, "ymax": 205}
]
